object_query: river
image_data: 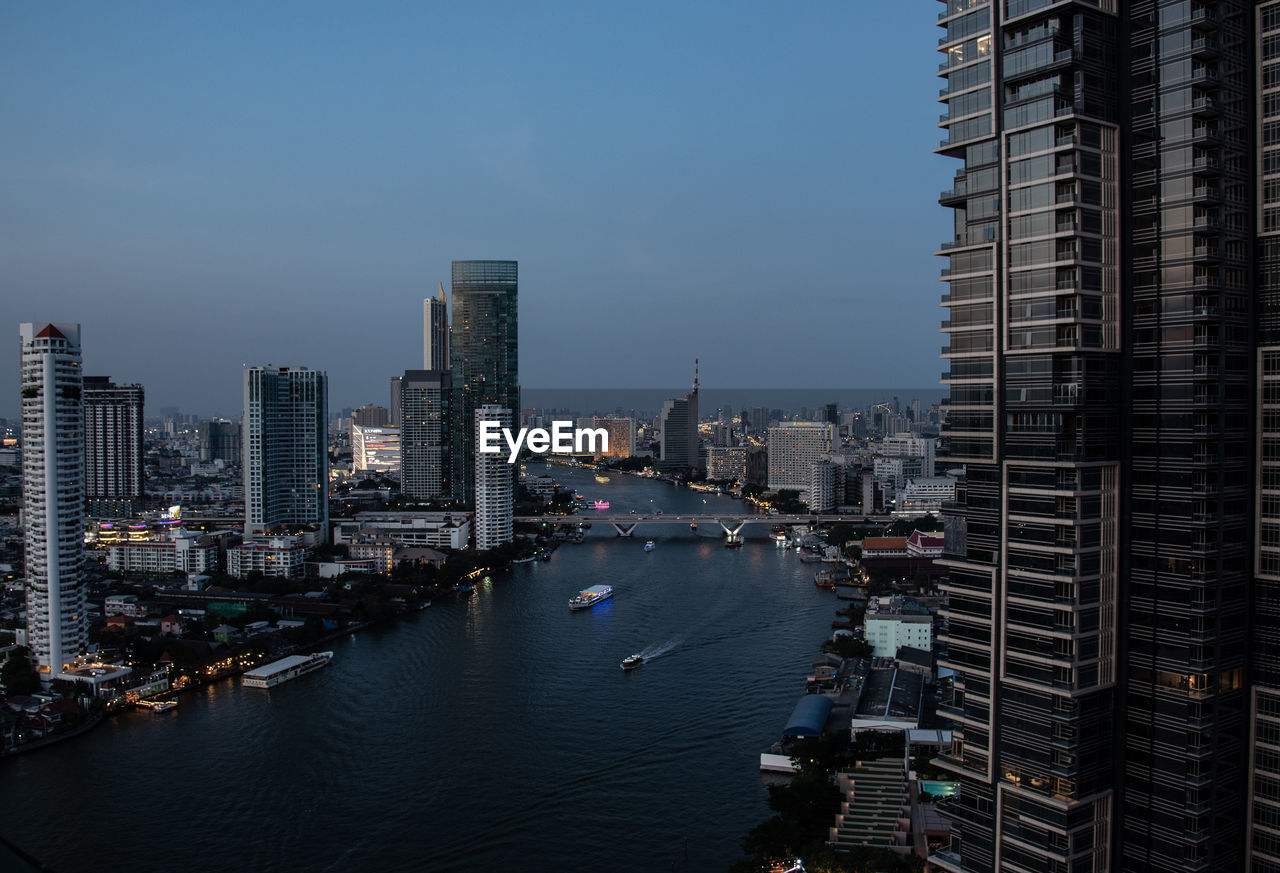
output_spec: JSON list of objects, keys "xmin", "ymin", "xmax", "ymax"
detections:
[{"xmin": 0, "ymin": 466, "xmax": 838, "ymax": 872}]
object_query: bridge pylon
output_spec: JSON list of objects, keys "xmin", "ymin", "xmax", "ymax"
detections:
[
  {"xmin": 612, "ymin": 522, "xmax": 638, "ymax": 537},
  {"xmin": 717, "ymin": 518, "xmax": 746, "ymax": 537}
]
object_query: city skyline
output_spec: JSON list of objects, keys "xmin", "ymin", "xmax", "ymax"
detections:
[{"xmin": 1, "ymin": 3, "xmax": 949, "ymax": 417}]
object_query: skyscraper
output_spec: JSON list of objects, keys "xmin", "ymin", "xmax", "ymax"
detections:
[
  {"xmin": 20, "ymin": 323, "xmax": 87, "ymax": 677},
  {"xmin": 474, "ymin": 404, "xmax": 513, "ymax": 551},
  {"xmin": 198, "ymin": 419, "xmax": 241, "ymax": 465},
  {"xmin": 933, "ymin": 4, "xmax": 1249, "ymax": 872},
  {"xmin": 243, "ymin": 366, "xmax": 329, "ymax": 539},
  {"xmin": 450, "ymin": 260, "xmax": 519, "ymax": 505},
  {"xmin": 424, "ymin": 282, "xmax": 449, "ymax": 370},
  {"xmin": 82, "ymin": 376, "xmax": 144, "ymax": 518},
  {"xmin": 399, "ymin": 369, "xmax": 452, "ymax": 502},
  {"xmin": 657, "ymin": 362, "xmax": 701, "ymax": 473}
]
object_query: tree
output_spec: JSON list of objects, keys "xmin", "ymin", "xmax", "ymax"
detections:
[{"xmin": 1, "ymin": 646, "xmax": 39, "ymax": 696}]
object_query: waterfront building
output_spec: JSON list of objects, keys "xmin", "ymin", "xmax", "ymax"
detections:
[
  {"xmin": 399, "ymin": 369, "xmax": 451, "ymax": 501},
  {"xmin": 933, "ymin": 3, "xmax": 1253, "ymax": 871},
  {"xmin": 575, "ymin": 417, "xmax": 634, "ymax": 460},
  {"xmin": 828, "ymin": 752, "xmax": 912, "ymax": 853},
  {"xmin": 82, "ymin": 376, "xmax": 144, "ymax": 518},
  {"xmin": 657, "ymin": 367, "xmax": 701, "ymax": 473},
  {"xmin": 766, "ymin": 422, "xmax": 833, "ymax": 501},
  {"xmin": 198, "ymin": 419, "xmax": 241, "ymax": 465},
  {"xmin": 865, "ymin": 614, "xmax": 932, "ymax": 660},
  {"xmin": 351, "ymin": 424, "xmax": 400, "ymax": 474},
  {"xmin": 706, "ymin": 445, "xmax": 748, "ymax": 482},
  {"xmin": 243, "ymin": 366, "xmax": 329, "ymax": 540},
  {"xmin": 450, "ymin": 260, "xmax": 519, "ymax": 505},
  {"xmin": 807, "ymin": 460, "xmax": 836, "ymax": 513},
  {"xmin": 474, "ymin": 405, "xmax": 513, "ymax": 551},
  {"xmin": 19, "ymin": 322, "xmax": 88, "ymax": 677},
  {"xmin": 424, "ymin": 283, "xmax": 449, "ymax": 370}
]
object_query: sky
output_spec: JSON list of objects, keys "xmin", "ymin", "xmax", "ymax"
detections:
[{"xmin": 1, "ymin": 1, "xmax": 952, "ymax": 419}]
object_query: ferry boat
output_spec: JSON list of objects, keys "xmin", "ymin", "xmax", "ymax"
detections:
[
  {"xmin": 569, "ymin": 584, "xmax": 614, "ymax": 611},
  {"xmin": 621, "ymin": 654, "xmax": 644, "ymax": 671},
  {"xmin": 136, "ymin": 698, "xmax": 178, "ymax": 712},
  {"xmin": 242, "ymin": 652, "xmax": 334, "ymax": 688},
  {"xmin": 644, "ymin": 541, "xmax": 656, "ymax": 552}
]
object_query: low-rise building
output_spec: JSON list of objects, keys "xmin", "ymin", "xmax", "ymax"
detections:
[
  {"xmin": 336, "ymin": 512, "xmax": 470, "ymax": 551},
  {"xmin": 228, "ymin": 536, "xmax": 307, "ymax": 579}
]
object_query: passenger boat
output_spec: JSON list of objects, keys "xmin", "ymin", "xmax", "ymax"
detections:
[
  {"xmin": 242, "ymin": 652, "xmax": 334, "ymax": 688},
  {"xmin": 644, "ymin": 541, "xmax": 656, "ymax": 552},
  {"xmin": 136, "ymin": 698, "xmax": 178, "ymax": 712},
  {"xmin": 569, "ymin": 584, "xmax": 614, "ymax": 611},
  {"xmin": 594, "ymin": 474, "xmax": 611, "ymax": 484},
  {"xmin": 621, "ymin": 654, "xmax": 644, "ymax": 671},
  {"xmin": 594, "ymin": 500, "xmax": 610, "ymax": 510}
]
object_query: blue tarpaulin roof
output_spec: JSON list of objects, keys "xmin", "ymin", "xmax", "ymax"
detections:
[{"xmin": 782, "ymin": 694, "xmax": 833, "ymax": 738}]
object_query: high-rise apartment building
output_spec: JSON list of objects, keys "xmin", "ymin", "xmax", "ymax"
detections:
[
  {"xmin": 243, "ymin": 366, "xmax": 328, "ymax": 539},
  {"xmin": 424, "ymin": 282, "xmax": 449, "ymax": 370},
  {"xmin": 20, "ymin": 323, "xmax": 88, "ymax": 676},
  {"xmin": 474, "ymin": 405, "xmax": 513, "ymax": 551},
  {"xmin": 766, "ymin": 422, "xmax": 833, "ymax": 503},
  {"xmin": 1254, "ymin": 6, "xmax": 1280, "ymax": 871},
  {"xmin": 450, "ymin": 260, "xmax": 519, "ymax": 505},
  {"xmin": 400, "ymin": 369, "xmax": 452, "ymax": 502},
  {"xmin": 574, "ymin": 417, "xmax": 635, "ymax": 460},
  {"xmin": 933, "ymin": 3, "xmax": 1251, "ymax": 872},
  {"xmin": 198, "ymin": 419, "xmax": 241, "ymax": 465},
  {"xmin": 82, "ymin": 376, "xmax": 144, "ymax": 518}
]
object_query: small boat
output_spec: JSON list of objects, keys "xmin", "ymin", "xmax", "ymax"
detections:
[
  {"xmin": 137, "ymin": 698, "xmax": 178, "ymax": 712},
  {"xmin": 621, "ymin": 654, "xmax": 644, "ymax": 671},
  {"xmin": 419, "ymin": 600, "xmax": 432, "ymax": 609},
  {"xmin": 595, "ymin": 474, "xmax": 611, "ymax": 484},
  {"xmin": 644, "ymin": 541, "xmax": 656, "ymax": 552},
  {"xmin": 453, "ymin": 583, "xmax": 474, "ymax": 593}
]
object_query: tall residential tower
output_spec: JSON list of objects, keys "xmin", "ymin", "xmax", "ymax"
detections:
[
  {"xmin": 82, "ymin": 376, "xmax": 144, "ymax": 518},
  {"xmin": 450, "ymin": 260, "xmax": 519, "ymax": 505},
  {"xmin": 243, "ymin": 366, "xmax": 329, "ymax": 539},
  {"xmin": 933, "ymin": 2, "xmax": 1250, "ymax": 871},
  {"xmin": 20, "ymin": 323, "xmax": 88, "ymax": 676}
]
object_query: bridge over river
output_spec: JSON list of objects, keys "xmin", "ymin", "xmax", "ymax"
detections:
[{"xmin": 513, "ymin": 512, "xmax": 896, "ymax": 537}]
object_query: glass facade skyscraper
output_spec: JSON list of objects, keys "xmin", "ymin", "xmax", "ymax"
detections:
[
  {"xmin": 400, "ymin": 369, "xmax": 452, "ymax": 502},
  {"xmin": 934, "ymin": 2, "xmax": 1252, "ymax": 871},
  {"xmin": 450, "ymin": 260, "xmax": 518, "ymax": 506},
  {"xmin": 242, "ymin": 365, "xmax": 329, "ymax": 539},
  {"xmin": 82, "ymin": 376, "xmax": 144, "ymax": 519}
]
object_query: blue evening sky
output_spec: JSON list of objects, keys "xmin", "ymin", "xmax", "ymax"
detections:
[{"xmin": 1, "ymin": 1, "xmax": 951, "ymax": 418}]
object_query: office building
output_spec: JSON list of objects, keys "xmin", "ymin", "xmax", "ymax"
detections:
[
  {"xmin": 424, "ymin": 282, "xmax": 449, "ymax": 370},
  {"xmin": 934, "ymin": 4, "xmax": 1253, "ymax": 871},
  {"xmin": 20, "ymin": 322, "xmax": 88, "ymax": 676},
  {"xmin": 399, "ymin": 369, "xmax": 451, "ymax": 502},
  {"xmin": 658, "ymin": 365, "xmax": 700, "ymax": 473},
  {"xmin": 766, "ymin": 422, "xmax": 833, "ymax": 500},
  {"xmin": 474, "ymin": 405, "xmax": 513, "ymax": 551},
  {"xmin": 243, "ymin": 366, "xmax": 328, "ymax": 539},
  {"xmin": 198, "ymin": 419, "xmax": 241, "ymax": 465},
  {"xmin": 450, "ymin": 260, "xmax": 519, "ymax": 505},
  {"xmin": 82, "ymin": 376, "xmax": 144, "ymax": 518},
  {"xmin": 807, "ymin": 460, "xmax": 836, "ymax": 513},
  {"xmin": 351, "ymin": 424, "xmax": 400, "ymax": 473}
]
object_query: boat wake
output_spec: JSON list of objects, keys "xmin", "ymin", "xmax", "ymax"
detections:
[{"xmin": 639, "ymin": 639, "xmax": 682, "ymax": 660}]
